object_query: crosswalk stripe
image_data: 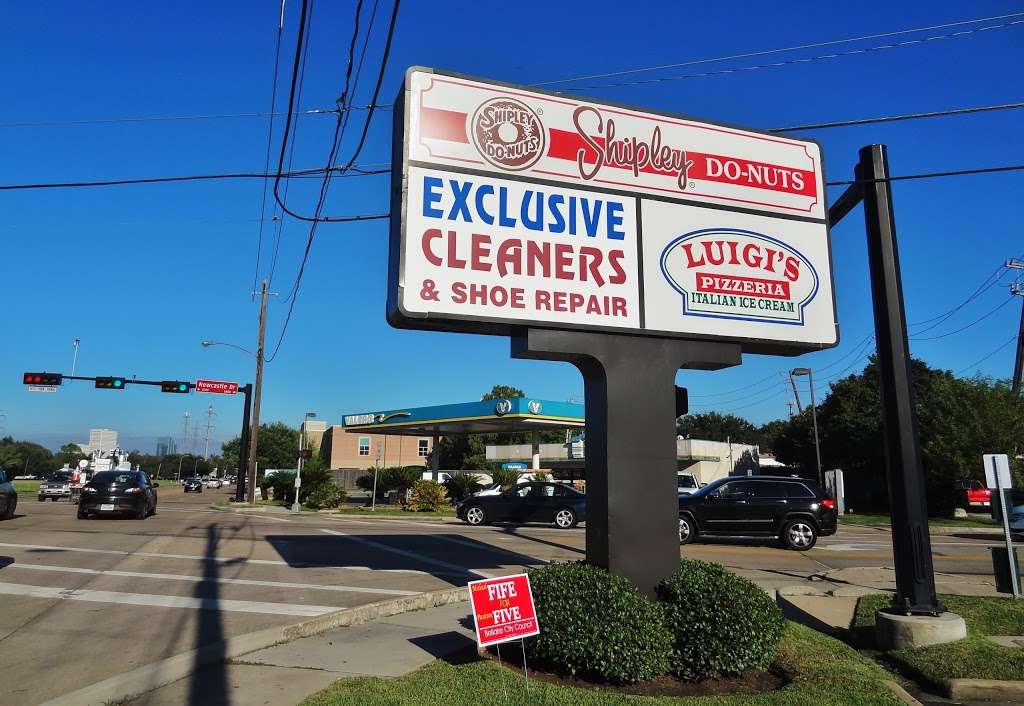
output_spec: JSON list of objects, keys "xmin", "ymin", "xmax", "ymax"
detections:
[
  {"xmin": 4, "ymin": 562, "xmax": 420, "ymax": 596},
  {"xmin": 0, "ymin": 581, "xmax": 338, "ymax": 616},
  {"xmin": 0, "ymin": 542, "xmax": 434, "ymax": 575}
]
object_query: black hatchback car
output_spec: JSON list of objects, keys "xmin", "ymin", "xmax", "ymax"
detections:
[
  {"xmin": 678, "ymin": 475, "xmax": 836, "ymax": 550},
  {"xmin": 183, "ymin": 477, "xmax": 204, "ymax": 493},
  {"xmin": 78, "ymin": 470, "xmax": 158, "ymax": 520},
  {"xmin": 457, "ymin": 482, "xmax": 586, "ymax": 529},
  {"xmin": 0, "ymin": 467, "xmax": 16, "ymax": 520}
]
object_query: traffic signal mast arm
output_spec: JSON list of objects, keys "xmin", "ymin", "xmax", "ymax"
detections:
[{"xmin": 23, "ymin": 373, "xmax": 194, "ymax": 392}]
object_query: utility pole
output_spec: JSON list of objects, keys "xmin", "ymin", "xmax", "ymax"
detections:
[
  {"xmin": 787, "ymin": 372, "xmax": 803, "ymax": 413},
  {"xmin": 181, "ymin": 411, "xmax": 191, "ymax": 457},
  {"xmin": 202, "ymin": 404, "xmax": 215, "ymax": 460},
  {"xmin": 1008, "ymin": 258, "xmax": 1024, "ymax": 393},
  {"xmin": 246, "ymin": 278, "xmax": 270, "ymax": 504}
]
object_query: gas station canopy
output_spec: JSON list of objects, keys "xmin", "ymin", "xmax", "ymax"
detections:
[{"xmin": 340, "ymin": 398, "xmax": 584, "ymax": 436}]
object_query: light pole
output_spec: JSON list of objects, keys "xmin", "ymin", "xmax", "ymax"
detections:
[
  {"xmin": 71, "ymin": 338, "xmax": 80, "ymax": 378},
  {"xmin": 293, "ymin": 411, "xmax": 317, "ymax": 513},
  {"xmin": 791, "ymin": 367, "xmax": 823, "ymax": 487}
]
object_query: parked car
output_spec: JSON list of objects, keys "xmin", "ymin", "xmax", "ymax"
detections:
[
  {"xmin": 205, "ymin": 478, "xmax": 222, "ymax": 489},
  {"xmin": 0, "ymin": 468, "xmax": 16, "ymax": 519},
  {"xmin": 1010, "ymin": 504, "xmax": 1024, "ymax": 538},
  {"xmin": 457, "ymin": 482, "xmax": 585, "ymax": 529},
  {"xmin": 678, "ymin": 475, "xmax": 837, "ymax": 551},
  {"xmin": 954, "ymin": 479, "xmax": 991, "ymax": 510},
  {"xmin": 38, "ymin": 471, "xmax": 73, "ymax": 502},
  {"xmin": 78, "ymin": 470, "xmax": 158, "ymax": 520},
  {"xmin": 183, "ymin": 477, "xmax": 204, "ymax": 493},
  {"xmin": 677, "ymin": 472, "xmax": 700, "ymax": 494}
]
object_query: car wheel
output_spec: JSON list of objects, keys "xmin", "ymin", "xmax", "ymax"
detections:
[
  {"xmin": 38, "ymin": 496, "xmax": 45, "ymax": 502},
  {"xmin": 678, "ymin": 515, "xmax": 696, "ymax": 545},
  {"xmin": 3, "ymin": 498, "xmax": 15, "ymax": 519},
  {"xmin": 781, "ymin": 519, "xmax": 818, "ymax": 551},
  {"xmin": 464, "ymin": 505, "xmax": 487, "ymax": 526},
  {"xmin": 77, "ymin": 508, "xmax": 88, "ymax": 520},
  {"xmin": 135, "ymin": 503, "xmax": 147, "ymax": 520},
  {"xmin": 553, "ymin": 507, "xmax": 577, "ymax": 529}
]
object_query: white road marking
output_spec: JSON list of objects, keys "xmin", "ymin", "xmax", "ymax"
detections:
[
  {"xmin": 320, "ymin": 528, "xmax": 490, "ymax": 578},
  {"xmin": 0, "ymin": 542, "xmax": 434, "ymax": 575},
  {"xmin": 4, "ymin": 562, "xmax": 420, "ymax": 596},
  {"xmin": 0, "ymin": 581, "xmax": 337, "ymax": 616}
]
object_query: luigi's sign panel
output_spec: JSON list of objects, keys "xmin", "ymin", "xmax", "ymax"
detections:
[
  {"xmin": 387, "ymin": 66, "xmax": 837, "ymax": 354},
  {"xmin": 386, "ymin": 67, "xmax": 836, "ymax": 595}
]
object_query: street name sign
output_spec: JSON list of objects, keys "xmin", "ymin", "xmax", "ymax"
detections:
[
  {"xmin": 468, "ymin": 573, "xmax": 540, "ymax": 647},
  {"xmin": 27, "ymin": 385, "xmax": 58, "ymax": 393},
  {"xmin": 195, "ymin": 380, "xmax": 239, "ymax": 395},
  {"xmin": 389, "ymin": 68, "xmax": 837, "ymax": 353}
]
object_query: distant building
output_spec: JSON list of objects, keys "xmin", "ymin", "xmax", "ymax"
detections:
[
  {"xmin": 78, "ymin": 428, "xmax": 118, "ymax": 455},
  {"xmin": 156, "ymin": 436, "xmax": 177, "ymax": 456}
]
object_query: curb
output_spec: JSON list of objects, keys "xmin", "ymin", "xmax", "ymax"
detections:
[
  {"xmin": 839, "ymin": 523, "xmax": 999, "ymax": 535},
  {"xmin": 884, "ymin": 680, "xmax": 924, "ymax": 706},
  {"xmin": 946, "ymin": 678, "xmax": 1024, "ymax": 702},
  {"xmin": 41, "ymin": 587, "xmax": 469, "ymax": 706}
]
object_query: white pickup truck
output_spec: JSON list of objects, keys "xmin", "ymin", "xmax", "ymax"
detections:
[
  {"xmin": 677, "ymin": 472, "xmax": 700, "ymax": 495},
  {"xmin": 38, "ymin": 471, "xmax": 73, "ymax": 501}
]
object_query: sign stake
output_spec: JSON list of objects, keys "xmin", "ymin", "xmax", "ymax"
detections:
[{"xmin": 520, "ymin": 638, "xmax": 529, "ymax": 690}]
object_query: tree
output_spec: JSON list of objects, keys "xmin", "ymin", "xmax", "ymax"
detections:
[
  {"xmin": 0, "ymin": 438, "xmax": 53, "ymax": 476},
  {"xmin": 677, "ymin": 412, "xmax": 760, "ymax": 445},
  {"xmin": 221, "ymin": 422, "xmax": 299, "ymax": 476},
  {"xmin": 445, "ymin": 472, "xmax": 484, "ymax": 501},
  {"xmin": 482, "ymin": 385, "xmax": 525, "ymax": 401}
]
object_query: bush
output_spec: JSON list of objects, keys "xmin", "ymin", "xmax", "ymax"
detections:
[
  {"xmin": 490, "ymin": 468, "xmax": 521, "ymax": 489},
  {"xmin": 408, "ymin": 480, "xmax": 447, "ymax": 511},
  {"xmin": 657, "ymin": 558, "xmax": 784, "ymax": 680},
  {"xmin": 527, "ymin": 562, "xmax": 672, "ymax": 683},
  {"xmin": 532, "ymin": 471, "xmax": 552, "ymax": 482},
  {"xmin": 444, "ymin": 472, "xmax": 483, "ymax": 501},
  {"xmin": 304, "ymin": 483, "xmax": 346, "ymax": 510},
  {"xmin": 260, "ymin": 470, "xmax": 296, "ymax": 505}
]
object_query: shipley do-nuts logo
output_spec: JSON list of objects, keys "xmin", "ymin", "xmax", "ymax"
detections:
[
  {"xmin": 660, "ymin": 228, "xmax": 819, "ymax": 325},
  {"xmin": 472, "ymin": 97, "xmax": 546, "ymax": 171}
]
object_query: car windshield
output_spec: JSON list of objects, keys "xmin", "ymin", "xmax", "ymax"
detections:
[
  {"xmin": 51, "ymin": 472, "xmax": 72, "ymax": 482},
  {"xmin": 92, "ymin": 472, "xmax": 138, "ymax": 485},
  {"xmin": 677, "ymin": 475, "xmax": 697, "ymax": 489}
]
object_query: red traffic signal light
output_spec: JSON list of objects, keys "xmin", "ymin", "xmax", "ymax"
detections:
[
  {"xmin": 23, "ymin": 372, "xmax": 63, "ymax": 386},
  {"xmin": 160, "ymin": 381, "xmax": 191, "ymax": 394},
  {"xmin": 95, "ymin": 376, "xmax": 126, "ymax": 390}
]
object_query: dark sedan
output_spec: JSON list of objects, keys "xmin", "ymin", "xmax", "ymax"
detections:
[
  {"xmin": 457, "ymin": 482, "xmax": 585, "ymax": 529},
  {"xmin": 78, "ymin": 470, "xmax": 158, "ymax": 520},
  {"xmin": 183, "ymin": 477, "xmax": 204, "ymax": 493},
  {"xmin": 0, "ymin": 468, "xmax": 16, "ymax": 520},
  {"xmin": 678, "ymin": 475, "xmax": 836, "ymax": 551}
]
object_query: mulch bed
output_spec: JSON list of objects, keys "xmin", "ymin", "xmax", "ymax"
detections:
[{"xmin": 482, "ymin": 647, "xmax": 788, "ymax": 698}]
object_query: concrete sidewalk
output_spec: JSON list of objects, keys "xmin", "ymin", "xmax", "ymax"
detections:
[{"xmin": 126, "ymin": 601, "xmax": 475, "ymax": 706}]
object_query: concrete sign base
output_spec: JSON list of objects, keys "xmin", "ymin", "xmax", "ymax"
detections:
[{"xmin": 875, "ymin": 610, "xmax": 967, "ymax": 650}]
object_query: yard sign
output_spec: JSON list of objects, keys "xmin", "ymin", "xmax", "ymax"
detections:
[
  {"xmin": 389, "ymin": 67, "xmax": 837, "ymax": 353},
  {"xmin": 468, "ymin": 573, "xmax": 540, "ymax": 647}
]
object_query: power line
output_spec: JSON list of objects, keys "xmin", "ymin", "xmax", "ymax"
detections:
[
  {"xmin": 911, "ymin": 296, "xmax": 1017, "ymax": 341},
  {"xmin": 266, "ymin": 0, "xmax": 400, "ymax": 363},
  {"xmin": 534, "ymin": 12, "xmax": 1024, "ymax": 86},
  {"xmin": 826, "ymin": 163, "xmax": 1024, "ymax": 186},
  {"xmin": 0, "ymin": 166, "xmax": 387, "ymax": 191},
  {"xmin": 908, "ymin": 265, "xmax": 1009, "ymax": 334},
  {"xmin": 0, "ymin": 107, "xmax": 341, "ymax": 129},
  {"xmin": 253, "ymin": 0, "xmax": 288, "ymax": 294},
  {"xmin": 769, "ymin": 101, "xmax": 1024, "ymax": 133},
  {"xmin": 956, "ymin": 334, "xmax": 1018, "ymax": 375},
  {"xmin": 556, "ymin": 19, "xmax": 1024, "ymax": 92}
]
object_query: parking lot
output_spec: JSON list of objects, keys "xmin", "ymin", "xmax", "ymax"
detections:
[{"xmin": 0, "ymin": 485, "xmax": 1005, "ymax": 705}]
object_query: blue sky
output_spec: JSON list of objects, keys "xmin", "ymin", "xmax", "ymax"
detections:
[{"xmin": 2, "ymin": 0, "xmax": 1022, "ymax": 452}]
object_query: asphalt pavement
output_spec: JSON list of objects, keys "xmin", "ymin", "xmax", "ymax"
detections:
[{"xmin": 0, "ymin": 485, "xmax": 1005, "ymax": 705}]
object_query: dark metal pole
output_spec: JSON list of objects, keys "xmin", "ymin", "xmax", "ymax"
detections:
[
  {"xmin": 235, "ymin": 383, "xmax": 253, "ymax": 503},
  {"xmin": 1012, "ymin": 295, "xmax": 1024, "ymax": 393},
  {"xmin": 858, "ymin": 144, "xmax": 941, "ymax": 615}
]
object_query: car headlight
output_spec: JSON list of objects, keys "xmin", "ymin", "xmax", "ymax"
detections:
[{"xmin": 83, "ymin": 487, "xmax": 97, "ymax": 494}]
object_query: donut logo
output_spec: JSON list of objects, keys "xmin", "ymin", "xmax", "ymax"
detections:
[{"xmin": 472, "ymin": 98, "xmax": 545, "ymax": 171}]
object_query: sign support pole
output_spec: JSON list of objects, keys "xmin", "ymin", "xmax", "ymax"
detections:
[
  {"xmin": 513, "ymin": 328, "xmax": 740, "ymax": 596},
  {"xmin": 991, "ymin": 455, "xmax": 1020, "ymax": 598},
  {"xmin": 832, "ymin": 144, "xmax": 941, "ymax": 615}
]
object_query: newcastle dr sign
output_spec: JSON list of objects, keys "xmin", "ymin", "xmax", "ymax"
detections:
[{"xmin": 388, "ymin": 68, "xmax": 837, "ymax": 353}]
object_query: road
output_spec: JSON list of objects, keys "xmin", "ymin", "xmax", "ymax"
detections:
[{"xmin": 0, "ymin": 486, "xmax": 1002, "ymax": 705}]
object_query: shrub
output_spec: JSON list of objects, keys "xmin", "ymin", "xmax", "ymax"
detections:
[
  {"xmin": 527, "ymin": 562, "xmax": 672, "ymax": 683},
  {"xmin": 444, "ymin": 472, "xmax": 483, "ymax": 501},
  {"xmin": 490, "ymin": 468, "xmax": 521, "ymax": 489},
  {"xmin": 261, "ymin": 470, "xmax": 295, "ymax": 505},
  {"xmin": 532, "ymin": 471, "xmax": 552, "ymax": 482},
  {"xmin": 304, "ymin": 483, "xmax": 346, "ymax": 510},
  {"xmin": 408, "ymin": 480, "xmax": 447, "ymax": 511},
  {"xmin": 657, "ymin": 558, "xmax": 784, "ymax": 680}
]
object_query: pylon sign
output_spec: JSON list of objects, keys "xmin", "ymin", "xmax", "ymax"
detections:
[{"xmin": 388, "ymin": 67, "xmax": 838, "ymax": 353}]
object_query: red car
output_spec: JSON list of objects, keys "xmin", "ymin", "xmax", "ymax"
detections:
[{"xmin": 955, "ymin": 480, "xmax": 991, "ymax": 510}]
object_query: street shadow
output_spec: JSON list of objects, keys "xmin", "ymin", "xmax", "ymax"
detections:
[
  {"xmin": 497, "ymin": 526, "xmax": 585, "ymax": 556},
  {"xmin": 0, "ymin": 556, "xmax": 12, "ymax": 569},
  {"xmin": 265, "ymin": 534, "xmax": 546, "ymax": 586},
  {"xmin": 776, "ymin": 595, "xmax": 847, "ymax": 638}
]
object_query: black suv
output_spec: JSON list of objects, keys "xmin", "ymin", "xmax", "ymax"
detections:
[{"xmin": 678, "ymin": 475, "xmax": 837, "ymax": 551}]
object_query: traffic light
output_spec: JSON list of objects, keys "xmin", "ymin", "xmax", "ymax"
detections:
[
  {"xmin": 95, "ymin": 376, "xmax": 126, "ymax": 390},
  {"xmin": 675, "ymin": 386, "xmax": 688, "ymax": 417},
  {"xmin": 23, "ymin": 372, "xmax": 63, "ymax": 386},
  {"xmin": 160, "ymin": 381, "xmax": 191, "ymax": 394}
]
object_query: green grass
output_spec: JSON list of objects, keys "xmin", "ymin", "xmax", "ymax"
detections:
[
  {"xmin": 14, "ymin": 480, "xmax": 42, "ymax": 495},
  {"xmin": 840, "ymin": 513, "xmax": 997, "ymax": 528},
  {"xmin": 855, "ymin": 594, "xmax": 1024, "ymax": 687},
  {"xmin": 301, "ymin": 623, "xmax": 903, "ymax": 706},
  {"xmin": 333, "ymin": 507, "xmax": 455, "ymax": 518}
]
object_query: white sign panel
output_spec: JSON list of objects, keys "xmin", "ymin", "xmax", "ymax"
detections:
[
  {"xmin": 27, "ymin": 385, "xmax": 58, "ymax": 393},
  {"xmin": 389, "ymin": 67, "xmax": 837, "ymax": 352},
  {"xmin": 984, "ymin": 453, "xmax": 1013, "ymax": 489}
]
